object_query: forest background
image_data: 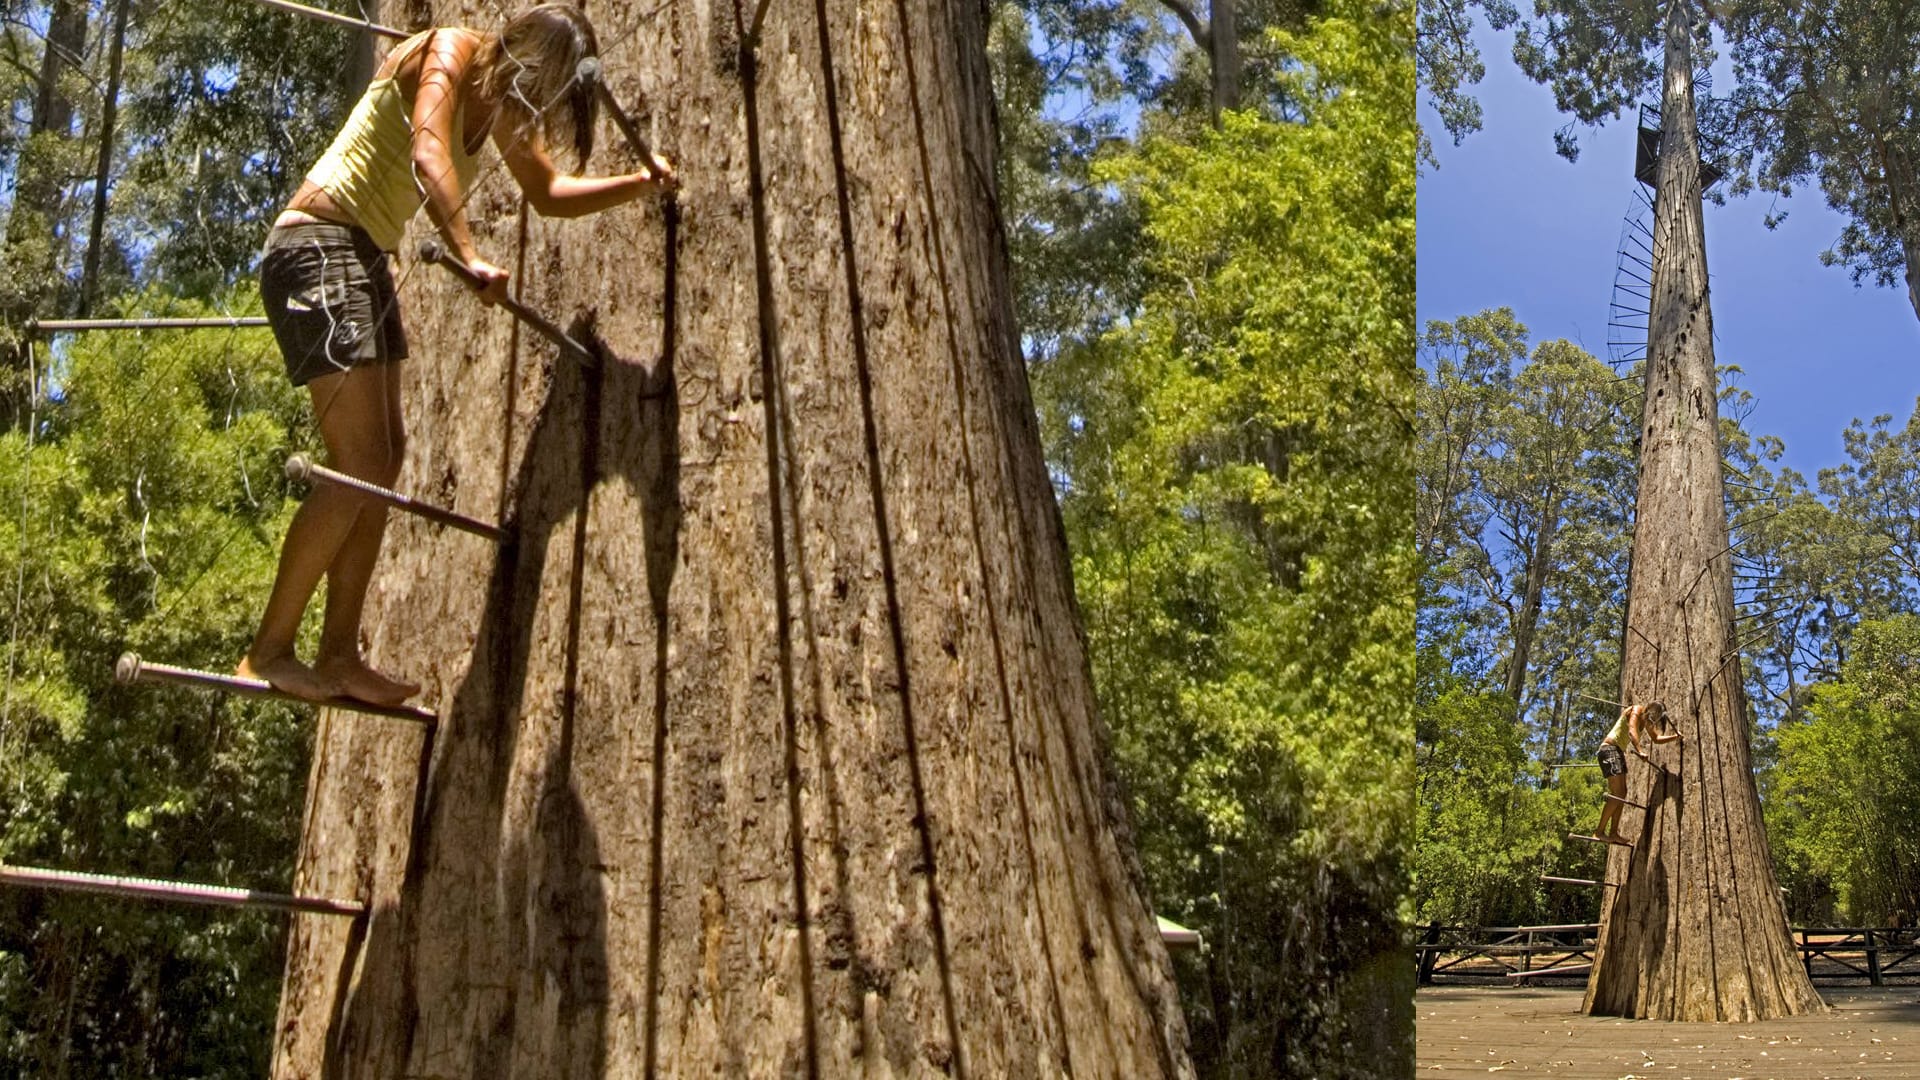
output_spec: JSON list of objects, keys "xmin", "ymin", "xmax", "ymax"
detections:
[
  {"xmin": 0, "ymin": 0, "xmax": 1413, "ymax": 1075},
  {"xmin": 1416, "ymin": 1, "xmax": 1920, "ymax": 945}
]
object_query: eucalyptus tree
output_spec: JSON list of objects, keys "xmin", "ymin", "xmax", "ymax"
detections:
[
  {"xmin": 1417, "ymin": 313, "xmax": 1635, "ymax": 749},
  {"xmin": 272, "ymin": 0, "xmax": 1194, "ymax": 1074},
  {"xmin": 1502, "ymin": 0, "xmax": 1822, "ymax": 1021}
]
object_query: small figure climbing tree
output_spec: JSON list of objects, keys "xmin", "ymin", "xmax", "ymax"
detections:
[{"xmin": 269, "ymin": 0, "xmax": 1193, "ymax": 1075}]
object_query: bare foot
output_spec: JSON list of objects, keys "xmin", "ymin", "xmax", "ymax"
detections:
[
  {"xmin": 1604, "ymin": 833, "xmax": 1633, "ymax": 846},
  {"xmin": 238, "ymin": 652, "xmax": 338, "ymax": 702},
  {"xmin": 316, "ymin": 656, "xmax": 420, "ymax": 707}
]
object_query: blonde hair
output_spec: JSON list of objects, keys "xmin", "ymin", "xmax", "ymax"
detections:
[{"xmin": 477, "ymin": 4, "xmax": 599, "ymax": 169}]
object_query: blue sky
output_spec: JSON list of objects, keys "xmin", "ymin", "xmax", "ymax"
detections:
[{"xmin": 1417, "ymin": 27, "xmax": 1920, "ymax": 483}]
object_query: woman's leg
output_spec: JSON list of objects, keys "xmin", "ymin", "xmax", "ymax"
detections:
[
  {"xmin": 1601, "ymin": 772, "xmax": 1629, "ymax": 839},
  {"xmin": 239, "ymin": 364, "xmax": 393, "ymax": 699},
  {"xmin": 313, "ymin": 359, "xmax": 419, "ymax": 705}
]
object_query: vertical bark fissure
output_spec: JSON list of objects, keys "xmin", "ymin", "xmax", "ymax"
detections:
[
  {"xmin": 500, "ymin": 200, "xmax": 531, "ymax": 524},
  {"xmin": 892, "ymin": 0, "xmax": 1082, "ymax": 1070},
  {"xmin": 807, "ymin": 2, "xmax": 966, "ymax": 1068},
  {"xmin": 736, "ymin": 14, "xmax": 822, "ymax": 1074},
  {"xmin": 642, "ymin": 198, "xmax": 681, "ymax": 1076}
]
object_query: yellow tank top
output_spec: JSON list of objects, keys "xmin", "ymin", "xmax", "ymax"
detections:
[
  {"xmin": 304, "ymin": 76, "xmax": 482, "ymax": 252},
  {"xmin": 1605, "ymin": 709, "xmax": 1630, "ymax": 746}
]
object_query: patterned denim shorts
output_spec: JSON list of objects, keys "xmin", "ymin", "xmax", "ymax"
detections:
[{"xmin": 260, "ymin": 222, "xmax": 408, "ymax": 386}]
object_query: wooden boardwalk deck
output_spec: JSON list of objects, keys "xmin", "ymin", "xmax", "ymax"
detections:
[{"xmin": 1418, "ymin": 986, "xmax": 1920, "ymax": 1078}]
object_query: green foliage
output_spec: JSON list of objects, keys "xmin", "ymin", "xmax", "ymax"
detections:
[
  {"xmin": 1413, "ymin": 313, "xmax": 1639, "ymax": 929},
  {"xmin": 1033, "ymin": 1, "xmax": 1414, "ymax": 1073},
  {"xmin": 1413, "ymin": 680, "xmax": 1599, "ymax": 927},
  {"xmin": 1774, "ymin": 616, "xmax": 1920, "ymax": 923},
  {"xmin": 1416, "ymin": 311, "xmax": 1635, "ymax": 753},
  {"xmin": 1415, "ymin": 0, "xmax": 1518, "ymax": 153},
  {"xmin": 1, "ymin": 0, "xmax": 354, "ymax": 316},
  {"xmin": 1724, "ymin": 0, "xmax": 1920, "ymax": 317},
  {"xmin": 0, "ymin": 296, "xmax": 318, "ymax": 1074}
]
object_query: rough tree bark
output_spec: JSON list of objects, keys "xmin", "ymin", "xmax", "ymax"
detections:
[
  {"xmin": 270, "ymin": 1, "xmax": 1193, "ymax": 1076},
  {"xmin": 1584, "ymin": 0, "xmax": 1824, "ymax": 1022}
]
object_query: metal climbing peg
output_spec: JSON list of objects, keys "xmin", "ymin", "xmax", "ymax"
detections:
[
  {"xmin": 0, "ymin": 861, "xmax": 365, "ymax": 917},
  {"xmin": 285, "ymin": 453, "xmax": 505, "ymax": 542},
  {"xmin": 416, "ymin": 240, "xmax": 601, "ymax": 367},
  {"xmin": 114, "ymin": 652, "xmax": 436, "ymax": 725}
]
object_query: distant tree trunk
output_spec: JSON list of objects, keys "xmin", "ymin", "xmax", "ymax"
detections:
[
  {"xmin": 270, "ymin": 1, "xmax": 1192, "ymax": 1076},
  {"xmin": 342, "ymin": 0, "xmax": 384, "ymax": 100},
  {"xmin": 1157, "ymin": 0, "xmax": 1241, "ymax": 125},
  {"xmin": 1210, "ymin": 0, "xmax": 1241, "ymax": 121},
  {"xmin": 1, "ymin": 0, "xmax": 88, "ymax": 425},
  {"xmin": 1882, "ymin": 142, "xmax": 1920, "ymax": 327},
  {"xmin": 78, "ymin": 0, "xmax": 132, "ymax": 317},
  {"xmin": 1585, "ymin": 0, "xmax": 1824, "ymax": 1021},
  {"xmin": 1503, "ymin": 499, "xmax": 1561, "ymax": 713}
]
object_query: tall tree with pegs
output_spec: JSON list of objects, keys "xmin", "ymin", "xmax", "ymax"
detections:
[
  {"xmin": 269, "ymin": 0, "xmax": 1192, "ymax": 1076},
  {"xmin": 1490, "ymin": 0, "xmax": 1825, "ymax": 1020}
]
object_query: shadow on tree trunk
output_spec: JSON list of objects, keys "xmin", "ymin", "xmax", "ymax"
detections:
[{"xmin": 321, "ymin": 209, "xmax": 682, "ymax": 1077}]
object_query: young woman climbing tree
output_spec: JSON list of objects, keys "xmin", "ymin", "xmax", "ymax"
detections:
[
  {"xmin": 242, "ymin": 3, "xmax": 675, "ymax": 705},
  {"xmin": 1593, "ymin": 702, "xmax": 1681, "ymax": 844}
]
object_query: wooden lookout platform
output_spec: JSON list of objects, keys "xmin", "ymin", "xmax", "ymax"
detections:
[{"xmin": 1418, "ymin": 985, "xmax": 1920, "ymax": 1077}]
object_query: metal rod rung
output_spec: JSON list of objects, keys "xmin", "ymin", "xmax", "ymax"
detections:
[
  {"xmin": 286, "ymin": 455, "xmax": 505, "ymax": 542},
  {"xmin": 29, "ymin": 316, "xmax": 270, "ymax": 332},
  {"xmin": 1602, "ymin": 794, "xmax": 1646, "ymax": 808},
  {"xmin": 0, "ymin": 862, "xmax": 364, "ymax": 917},
  {"xmin": 1508, "ymin": 963, "xmax": 1592, "ymax": 980},
  {"xmin": 1550, "ymin": 763, "xmax": 1602, "ymax": 769},
  {"xmin": 239, "ymin": 0, "xmax": 406, "ymax": 38},
  {"xmin": 1568, "ymin": 833, "xmax": 1633, "ymax": 847},
  {"xmin": 1540, "ymin": 875, "xmax": 1617, "ymax": 888},
  {"xmin": 114, "ymin": 652, "xmax": 434, "ymax": 725}
]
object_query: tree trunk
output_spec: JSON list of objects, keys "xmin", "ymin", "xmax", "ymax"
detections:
[
  {"xmin": 1210, "ymin": 0, "xmax": 1241, "ymax": 122},
  {"xmin": 1, "ymin": 0, "xmax": 88, "ymax": 425},
  {"xmin": 1584, "ymin": 0, "xmax": 1824, "ymax": 1021},
  {"xmin": 1502, "ymin": 499, "xmax": 1561, "ymax": 713},
  {"xmin": 78, "ymin": 0, "xmax": 132, "ymax": 317},
  {"xmin": 270, "ymin": 2, "xmax": 1193, "ymax": 1076}
]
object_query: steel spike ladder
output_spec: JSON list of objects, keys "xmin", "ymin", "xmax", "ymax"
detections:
[
  {"xmin": 286, "ymin": 453, "xmax": 506, "ymax": 542},
  {"xmin": 1540, "ymin": 875, "xmax": 1619, "ymax": 889},
  {"xmin": 0, "ymin": 862, "xmax": 363, "ymax": 917},
  {"xmin": 114, "ymin": 652, "xmax": 436, "ymax": 725},
  {"xmin": 29, "ymin": 316, "xmax": 270, "ymax": 332},
  {"xmin": 1568, "ymin": 832, "xmax": 1634, "ymax": 847}
]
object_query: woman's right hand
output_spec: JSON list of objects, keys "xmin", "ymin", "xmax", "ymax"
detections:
[{"xmin": 467, "ymin": 257, "xmax": 511, "ymax": 305}]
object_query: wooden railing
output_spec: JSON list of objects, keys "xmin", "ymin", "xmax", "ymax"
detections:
[{"xmin": 1416, "ymin": 924, "xmax": 1920, "ymax": 986}]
